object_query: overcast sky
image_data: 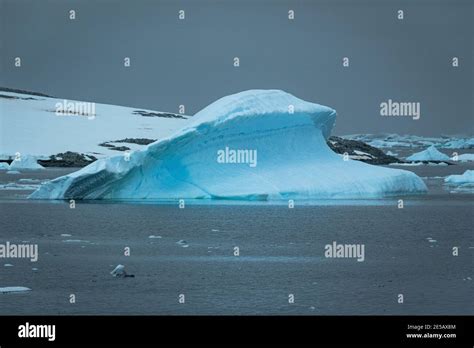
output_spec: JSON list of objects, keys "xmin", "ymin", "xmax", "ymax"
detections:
[{"xmin": 1, "ymin": 0, "xmax": 472, "ymax": 136}]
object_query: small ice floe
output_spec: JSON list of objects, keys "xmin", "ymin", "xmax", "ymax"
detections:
[
  {"xmin": 309, "ymin": 306, "xmax": 316, "ymax": 311},
  {"xmin": 389, "ymin": 162, "xmax": 423, "ymax": 166},
  {"xmin": 0, "ymin": 286, "xmax": 31, "ymax": 294},
  {"xmin": 176, "ymin": 240, "xmax": 189, "ymax": 247},
  {"xmin": 428, "ymin": 239, "xmax": 437, "ymax": 243},
  {"xmin": 0, "ymin": 183, "xmax": 39, "ymax": 190},
  {"xmin": 211, "ymin": 229, "xmax": 220, "ymax": 232},
  {"xmin": 18, "ymin": 178, "xmax": 41, "ymax": 184},
  {"xmin": 6, "ymin": 170, "xmax": 21, "ymax": 174},
  {"xmin": 60, "ymin": 234, "xmax": 72, "ymax": 237},
  {"xmin": 452, "ymin": 153, "xmax": 474, "ymax": 162},
  {"xmin": 4, "ymin": 264, "xmax": 13, "ymax": 267},
  {"xmin": 32, "ymin": 268, "xmax": 38, "ymax": 271},
  {"xmin": 427, "ymin": 162, "xmax": 448, "ymax": 166},
  {"xmin": 462, "ymin": 277, "xmax": 472, "ymax": 281},
  {"xmin": 148, "ymin": 235, "xmax": 162, "ymax": 239},
  {"xmin": 62, "ymin": 239, "xmax": 90, "ymax": 243},
  {"xmin": 110, "ymin": 264, "xmax": 134, "ymax": 278},
  {"xmin": 444, "ymin": 171, "xmax": 474, "ymax": 193}
]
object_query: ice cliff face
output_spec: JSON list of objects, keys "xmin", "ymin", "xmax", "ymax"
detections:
[{"xmin": 30, "ymin": 90, "xmax": 427, "ymax": 200}]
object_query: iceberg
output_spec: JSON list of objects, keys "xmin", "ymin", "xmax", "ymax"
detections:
[
  {"xmin": 444, "ymin": 170, "xmax": 474, "ymax": 185},
  {"xmin": 9, "ymin": 155, "xmax": 44, "ymax": 170},
  {"xmin": 406, "ymin": 145, "xmax": 450, "ymax": 162},
  {"xmin": 452, "ymin": 153, "xmax": 474, "ymax": 162},
  {"xmin": 30, "ymin": 90, "xmax": 427, "ymax": 200},
  {"xmin": 0, "ymin": 162, "xmax": 9, "ymax": 170}
]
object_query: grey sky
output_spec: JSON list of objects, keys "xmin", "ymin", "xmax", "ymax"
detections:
[{"xmin": 1, "ymin": 0, "xmax": 472, "ymax": 136}]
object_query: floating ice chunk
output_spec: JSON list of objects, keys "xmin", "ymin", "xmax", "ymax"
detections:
[
  {"xmin": 19, "ymin": 178, "xmax": 41, "ymax": 183},
  {"xmin": 4, "ymin": 264, "xmax": 13, "ymax": 267},
  {"xmin": 177, "ymin": 240, "xmax": 189, "ymax": 247},
  {"xmin": 0, "ymin": 162, "xmax": 9, "ymax": 170},
  {"xmin": 389, "ymin": 162, "xmax": 423, "ymax": 166},
  {"xmin": 110, "ymin": 264, "xmax": 134, "ymax": 278},
  {"xmin": 445, "ymin": 170, "xmax": 474, "ymax": 185},
  {"xmin": 452, "ymin": 153, "xmax": 474, "ymax": 162},
  {"xmin": 442, "ymin": 138, "xmax": 474, "ymax": 149},
  {"xmin": 148, "ymin": 235, "xmax": 162, "ymax": 239},
  {"xmin": 110, "ymin": 264, "xmax": 126, "ymax": 277},
  {"xmin": 0, "ymin": 183, "xmax": 39, "ymax": 190},
  {"xmin": 62, "ymin": 239, "xmax": 90, "ymax": 243},
  {"xmin": 0, "ymin": 286, "xmax": 31, "ymax": 293},
  {"xmin": 6, "ymin": 170, "xmax": 21, "ymax": 174}
]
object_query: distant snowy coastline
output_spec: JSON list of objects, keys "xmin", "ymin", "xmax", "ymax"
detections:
[{"xmin": 1, "ymin": 87, "xmax": 472, "ymax": 169}]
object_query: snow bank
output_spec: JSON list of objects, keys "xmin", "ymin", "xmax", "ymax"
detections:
[
  {"xmin": 406, "ymin": 145, "xmax": 450, "ymax": 161},
  {"xmin": 30, "ymin": 90, "xmax": 427, "ymax": 200},
  {"xmin": 0, "ymin": 90, "xmax": 189, "ymax": 158}
]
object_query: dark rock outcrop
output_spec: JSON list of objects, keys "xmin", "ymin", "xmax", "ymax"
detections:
[
  {"xmin": 38, "ymin": 152, "xmax": 97, "ymax": 167},
  {"xmin": 327, "ymin": 136, "xmax": 402, "ymax": 165},
  {"xmin": 133, "ymin": 110, "xmax": 187, "ymax": 119}
]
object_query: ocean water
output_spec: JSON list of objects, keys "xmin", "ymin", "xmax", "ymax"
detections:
[{"xmin": 0, "ymin": 166, "xmax": 472, "ymax": 315}]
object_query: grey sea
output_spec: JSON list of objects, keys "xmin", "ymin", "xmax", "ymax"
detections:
[{"xmin": 0, "ymin": 165, "xmax": 473, "ymax": 315}]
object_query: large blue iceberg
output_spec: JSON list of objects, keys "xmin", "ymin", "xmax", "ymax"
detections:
[{"xmin": 30, "ymin": 90, "xmax": 427, "ymax": 200}]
